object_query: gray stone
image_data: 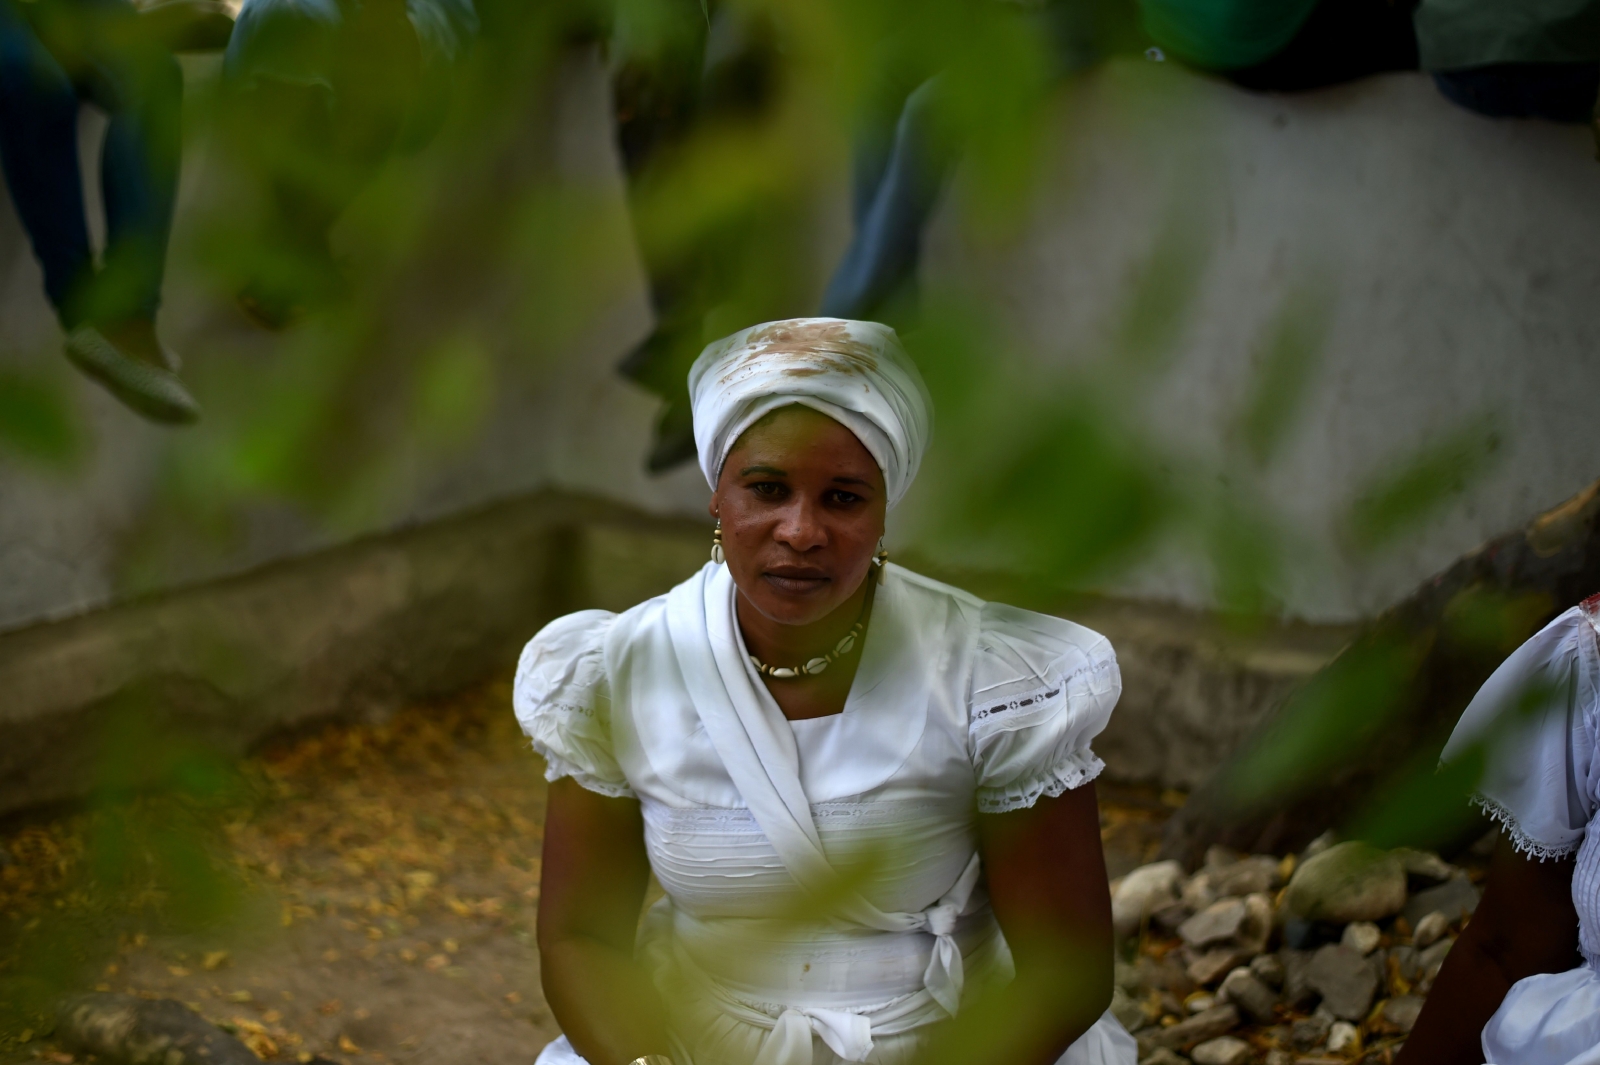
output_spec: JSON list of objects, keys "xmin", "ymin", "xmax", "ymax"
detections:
[
  {"xmin": 1187, "ymin": 946, "xmax": 1253, "ymax": 987},
  {"xmin": 1243, "ymin": 893, "xmax": 1273, "ymax": 948},
  {"xmin": 1305, "ymin": 944, "xmax": 1379, "ymax": 1021},
  {"xmin": 1289, "ymin": 1008, "xmax": 1333, "ymax": 1050},
  {"xmin": 1303, "ymin": 831, "xmax": 1338, "ymax": 861},
  {"xmin": 1135, "ymin": 954, "xmax": 1197, "ymax": 996},
  {"xmin": 1115, "ymin": 860, "xmax": 1186, "ymax": 938},
  {"xmin": 1116, "ymin": 960, "xmax": 1143, "ymax": 992},
  {"xmin": 1264, "ymin": 1050, "xmax": 1293, "ymax": 1065},
  {"xmin": 1210, "ymin": 855, "xmax": 1280, "ymax": 897},
  {"xmin": 1140, "ymin": 1051, "xmax": 1189, "ymax": 1065},
  {"xmin": 1191, "ymin": 1036, "xmax": 1253, "ymax": 1065},
  {"xmin": 1111, "ymin": 986, "xmax": 1148, "ymax": 1033},
  {"xmin": 1403, "ymin": 876, "xmax": 1480, "ymax": 928},
  {"xmin": 1187, "ymin": 993, "xmax": 1217, "ymax": 1014},
  {"xmin": 1283, "ymin": 842, "xmax": 1407, "ymax": 924},
  {"xmin": 1153, "ymin": 900, "xmax": 1195, "ymax": 935},
  {"xmin": 58, "ymin": 994, "xmax": 262, "ymax": 1065},
  {"xmin": 1326, "ymin": 1021, "xmax": 1360, "ymax": 1053},
  {"xmin": 1382, "ymin": 995, "xmax": 1425, "ymax": 1033},
  {"xmin": 1180, "ymin": 899, "xmax": 1250, "ymax": 949},
  {"xmin": 1412, "ymin": 911, "xmax": 1450, "ymax": 949},
  {"xmin": 1141, "ymin": 1004, "xmax": 1241, "ymax": 1051},
  {"xmin": 1340, "ymin": 921, "xmax": 1381, "ymax": 956},
  {"xmin": 1279, "ymin": 949, "xmax": 1318, "ymax": 1011},
  {"xmin": 1249, "ymin": 953, "xmax": 1285, "ymax": 990},
  {"xmin": 1418, "ymin": 936, "xmax": 1455, "ymax": 979},
  {"xmin": 1205, "ymin": 845, "xmax": 1243, "ymax": 869},
  {"xmin": 1393, "ymin": 848, "xmax": 1458, "ymax": 886},
  {"xmin": 1183, "ymin": 871, "xmax": 1220, "ymax": 913},
  {"xmin": 1388, "ymin": 944, "xmax": 1422, "ymax": 984},
  {"xmin": 1219, "ymin": 967, "xmax": 1278, "ymax": 1024}
]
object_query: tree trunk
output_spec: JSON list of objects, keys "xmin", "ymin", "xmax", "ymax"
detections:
[{"xmin": 1161, "ymin": 477, "xmax": 1600, "ymax": 868}]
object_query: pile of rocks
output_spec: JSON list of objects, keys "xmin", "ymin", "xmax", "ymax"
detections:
[{"xmin": 1109, "ymin": 835, "xmax": 1483, "ymax": 1063}]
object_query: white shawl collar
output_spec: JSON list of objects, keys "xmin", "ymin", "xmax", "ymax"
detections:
[{"xmin": 664, "ymin": 563, "xmax": 980, "ymax": 1028}]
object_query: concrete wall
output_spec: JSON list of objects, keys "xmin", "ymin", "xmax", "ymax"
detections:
[
  {"xmin": 919, "ymin": 60, "xmax": 1600, "ymax": 622},
  {"xmin": 0, "ymin": 51, "xmax": 713, "ymax": 634},
  {"xmin": 3, "ymin": 54, "xmax": 1598, "ymax": 637},
  {"xmin": 0, "ymin": 489, "xmax": 1349, "ymax": 816}
]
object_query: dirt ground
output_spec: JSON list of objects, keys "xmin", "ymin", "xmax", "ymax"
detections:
[{"xmin": 0, "ymin": 684, "xmax": 1176, "ymax": 1065}]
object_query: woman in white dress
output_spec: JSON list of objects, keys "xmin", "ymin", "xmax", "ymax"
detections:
[
  {"xmin": 513, "ymin": 318, "xmax": 1136, "ymax": 1065},
  {"xmin": 1400, "ymin": 596, "xmax": 1599, "ymax": 1064}
]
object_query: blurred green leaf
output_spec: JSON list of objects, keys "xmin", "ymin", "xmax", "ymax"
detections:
[
  {"xmin": 0, "ymin": 371, "xmax": 79, "ymax": 466},
  {"xmin": 1344, "ymin": 413, "xmax": 1503, "ymax": 554},
  {"xmin": 1225, "ymin": 635, "xmax": 1419, "ymax": 807},
  {"xmin": 414, "ymin": 333, "xmax": 495, "ymax": 446},
  {"xmin": 1233, "ymin": 285, "xmax": 1329, "ymax": 466}
]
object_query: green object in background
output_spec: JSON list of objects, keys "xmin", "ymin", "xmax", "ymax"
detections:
[
  {"xmin": 1139, "ymin": 0, "xmax": 1321, "ymax": 70},
  {"xmin": 0, "ymin": 372, "xmax": 78, "ymax": 467}
]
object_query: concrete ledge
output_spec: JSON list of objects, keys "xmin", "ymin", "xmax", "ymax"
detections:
[
  {"xmin": 905, "ymin": 567, "xmax": 1355, "ymax": 792},
  {"xmin": 0, "ymin": 492, "xmax": 709, "ymax": 816},
  {"xmin": 0, "ymin": 493, "xmax": 1350, "ymax": 817}
]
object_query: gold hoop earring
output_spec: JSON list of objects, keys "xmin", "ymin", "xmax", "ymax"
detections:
[
  {"xmin": 711, "ymin": 520, "xmax": 725, "ymax": 565},
  {"xmin": 874, "ymin": 539, "xmax": 889, "ymax": 583}
]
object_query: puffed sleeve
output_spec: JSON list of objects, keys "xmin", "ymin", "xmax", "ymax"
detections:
[
  {"xmin": 1442, "ymin": 604, "xmax": 1600, "ymax": 860},
  {"xmin": 969, "ymin": 602, "xmax": 1122, "ymax": 814},
  {"xmin": 512, "ymin": 610, "xmax": 634, "ymax": 799}
]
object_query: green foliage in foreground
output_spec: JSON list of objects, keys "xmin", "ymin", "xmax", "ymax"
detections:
[{"xmin": 0, "ymin": 0, "xmax": 1543, "ymax": 1053}]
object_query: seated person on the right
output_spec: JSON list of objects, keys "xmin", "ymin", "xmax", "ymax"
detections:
[{"xmin": 1398, "ymin": 596, "xmax": 1600, "ymax": 1063}]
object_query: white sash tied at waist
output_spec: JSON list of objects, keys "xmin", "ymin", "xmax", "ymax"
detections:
[
  {"xmin": 655, "ymin": 915, "xmax": 956, "ymax": 1065},
  {"xmin": 755, "ymin": 1006, "xmax": 871, "ymax": 1065},
  {"xmin": 665, "ymin": 566, "xmax": 984, "ymax": 1062}
]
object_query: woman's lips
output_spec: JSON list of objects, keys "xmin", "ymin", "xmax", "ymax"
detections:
[{"xmin": 762, "ymin": 569, "xmax": 830, "ymax": 595}]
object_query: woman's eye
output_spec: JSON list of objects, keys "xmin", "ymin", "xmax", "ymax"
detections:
[
  {"xmin": 749, "ymin": 481, "xmax": 786, "ymax": 498},
  {"xmin": 828, "ymin": 490, "xmax": 862, "ymax": 505}
]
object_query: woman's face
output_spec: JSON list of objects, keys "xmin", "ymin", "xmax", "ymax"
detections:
[{"xmin": 711, "ymin": 405, "xmax": 887, "ymax": 627}]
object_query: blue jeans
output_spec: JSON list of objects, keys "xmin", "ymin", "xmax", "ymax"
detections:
[
  {"xmin": 0, "ymin": 0, "xmax": 181, "ymax": 328},
  {"xmin": 819, "ymin": 3, "xmax": 1100, "ymax": 323}
]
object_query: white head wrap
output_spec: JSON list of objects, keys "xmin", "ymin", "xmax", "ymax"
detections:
[{"xmin": 688, "ymin": 318, "xmax": 933, "ymax": 509}]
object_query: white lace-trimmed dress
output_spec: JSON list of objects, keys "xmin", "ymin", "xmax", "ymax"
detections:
[
  {"xmin": 1441, "ymin": 599, "xmax": 1600, "ymax": 1065},
  {"xmin": 513, "ymin": 562, "xmax": 1136, "ymax": 1065}
]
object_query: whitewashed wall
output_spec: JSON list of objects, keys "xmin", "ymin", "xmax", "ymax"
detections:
[{"xmin": 2, "ymin": 53, "xmax": 1597, "ymax": 632}]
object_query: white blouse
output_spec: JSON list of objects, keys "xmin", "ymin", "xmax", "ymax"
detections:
[
  {"xmin": 514, "ymin": 562, "xmax": 1134, "ymax": 1065},
  {"xmin": 1441, "ymin": 599, "xmax": 1600, "ymax": 1064}
]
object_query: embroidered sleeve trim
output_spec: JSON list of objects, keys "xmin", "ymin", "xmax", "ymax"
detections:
[
  {"xmin": 970, "ymin": 656, "xmax": 1117, "ymax": 732},
  {"xmin": 976, "ymin": 751, "xmax": 1106, "ymax": 814},
  {"xmin": 1473, "ymin": 794, "xmax": 1581, "ymax": 862},
  {"xmin": 532, "ymin": 741, "xmax": 636, "ymax": 800}
]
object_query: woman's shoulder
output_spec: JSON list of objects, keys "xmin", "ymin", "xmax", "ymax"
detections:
[{"xmin": 884, "ymin": 565, "xmax": 1117, "ymax": 700}]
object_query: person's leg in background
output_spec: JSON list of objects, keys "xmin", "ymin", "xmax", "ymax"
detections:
[
  {"xmin": 0, "ymin": 0, "xmax": 198, "ymax": 422},
  {"xmin": 0, "ymin": 0, "xmax": 98, "ymax": 329},
  {"xmin": 818, "ymin": 74, "xmax": 952, "ymax": 324},
  {"xmin": 72, "ymin": 0, "xmax": 185, "ymax": 364},
  {"xmin": 819, "ymin": 0, "xmax": 1108, "ymax": 327}
]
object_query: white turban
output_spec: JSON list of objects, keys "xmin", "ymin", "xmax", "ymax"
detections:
[{"xmin": 688, "ymin": 318, "xmax": 933, "ymax": 509}]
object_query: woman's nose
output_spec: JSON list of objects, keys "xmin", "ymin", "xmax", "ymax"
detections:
[{"xmin": 773, "ymin": 500, "xmax": 827, "ymax": 552}]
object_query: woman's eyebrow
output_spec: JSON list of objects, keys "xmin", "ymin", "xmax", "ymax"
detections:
[
  {"xmin": 740, "ymin": 464, "xmax": 787, "ymax": 477},
  {"xmin": 832, "ymin": 476, "xmax": 871, "ymax": 487}
]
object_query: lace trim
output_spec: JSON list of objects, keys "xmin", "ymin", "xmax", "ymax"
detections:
[
  {"xmin": 532, "ymin": 741, "xmax": 635, "ymax": 800},
  {"xmin": 1473, "ymin": 795, "xmax": 1580, "ymax": 862},
  {"xmin": 976, "ymin": 751, "xmax": 1105, "ymax": 814},
  {"xmin": 970, "ymin": 656, "xmax": 1118, "ymax": 732}
]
